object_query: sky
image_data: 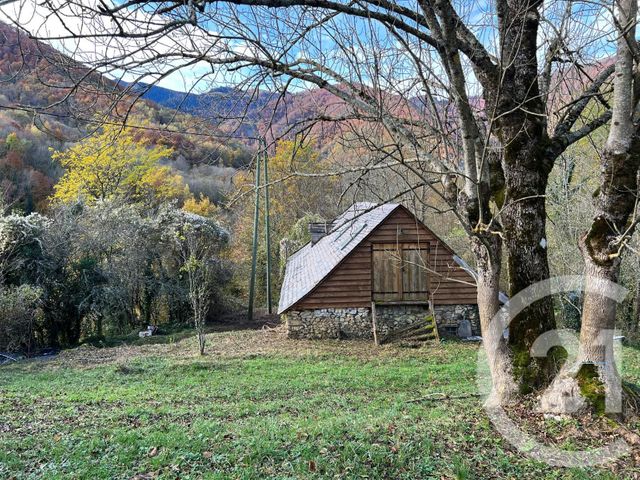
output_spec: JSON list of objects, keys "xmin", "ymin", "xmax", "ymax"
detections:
[{"xmin": 0, "ymin": 0, "xmax": 618, "ymax": 96}]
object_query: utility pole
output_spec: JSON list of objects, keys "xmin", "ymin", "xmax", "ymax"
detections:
[
  {"xmin": 262, "ymin": 138, "xmax": 273, "ymax": 314},
  {"xmin": 247, "ymin": 144, "xmax": 262, "ymax": 322}
]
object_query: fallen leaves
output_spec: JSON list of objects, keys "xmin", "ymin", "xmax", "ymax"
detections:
[{"xmin": 47, "ymin": 325, "xmax": 471, "ymax": 371}]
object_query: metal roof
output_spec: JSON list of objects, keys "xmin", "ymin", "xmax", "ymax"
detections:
[{"xmin": 278, "ymin": 202, "xmax": 400, "ymax": 314}]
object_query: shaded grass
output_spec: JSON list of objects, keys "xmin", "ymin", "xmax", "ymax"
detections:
[
  {"xmin": 80, "ymin": 324, "xmax": 217, "ymax": 349},
  {"xmin": 1, "ymin": 330, "xmax": 639, "ymax": 479}
]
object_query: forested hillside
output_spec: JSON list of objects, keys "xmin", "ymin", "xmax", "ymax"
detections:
[
  {"xmin": 126, "ymin": 76, "xmax": 427, "ymax": 156},
  {"xmin": 0, "ymin": 22, "xmax": 251, "ymax": 213},
  {"xmin": 0, "ymin": 19, "xmax": 391, "ymax": 214}
]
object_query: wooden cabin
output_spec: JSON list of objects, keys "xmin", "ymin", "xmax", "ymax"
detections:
[{"xmin": 278, "ymin": 202, "xmax": 481, "ymax": 340}]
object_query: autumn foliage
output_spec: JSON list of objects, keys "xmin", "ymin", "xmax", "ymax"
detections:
[{"xmin": 50, "ymin": 124, "xmax": 188, "ymax": 206}]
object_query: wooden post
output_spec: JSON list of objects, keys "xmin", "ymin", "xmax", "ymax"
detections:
[
  {"xmin": 429, "ymin": 293, "xmax": 440, "ymax": 342},
  {"xmin": 247, "ymin": 149, "xmax": 262, "ymax": 322},
  {"xmin": 262, "ymin": 138, "xmax": 272, "ymax": 314},
  {"xmin": 371, "ymin": 301, "xmax": 379, "ymax": 345}
]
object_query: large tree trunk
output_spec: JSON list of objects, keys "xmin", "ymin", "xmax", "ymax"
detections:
[
  {"xmin": 481, "ymin": 0, "xmax": 557, "ymax": 392},
  {"xmin": 576, "ymin": 257, "xmax": 622, "ymax": 410},
  {"xmin": 575, "ymin": 0, "xmax": 640, "ymax": 414},
  {"xmin": 539, "ymin": 254, "xmax": 624, "ymax": 414},
  {"xmin": 501, "ymin": 146, "xmax": 557, "ymax": 391},
  {"xmin": 471, "ymin": 234, "xmax": 518, "ymax": 405},
  {"xmin": 539, "ymin": 234, "xmax": 628, "ymax": 415},
  {"xmin": 542, "ymin": 0, "xmax": 640, "ymax": 413},
  {"xmin": 567, "ymin": 147, "xmax": 640, "ymax": 413}
]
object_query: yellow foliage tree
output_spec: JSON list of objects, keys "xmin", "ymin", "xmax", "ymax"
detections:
[
  {"xmin": 234, "ymin": 139, "xmax": 338, "ymax": 244},
  {"xmin": 51, "ymin": 124, "xmax": 188, "ymax": 206},
  {"xmin": 183, "ymin": 193, "xmax": 218, "ymax": 217}
]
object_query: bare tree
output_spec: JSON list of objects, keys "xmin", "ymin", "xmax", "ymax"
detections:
[
  {"xmin": 541, "ymin": 0, "xmax": 640, "ymax": 413},
  {"xmin": 1, "ymin": 0, "xmax": 619, "ymax": 399},
  {"xmin": 164, "ymin": 209, "xmax": 228, "ymax": 355}
]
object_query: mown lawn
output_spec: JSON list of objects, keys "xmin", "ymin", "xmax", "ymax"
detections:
[{"xmin": 1, "ymin": 329, "xmax": 639, "ymax": 479}]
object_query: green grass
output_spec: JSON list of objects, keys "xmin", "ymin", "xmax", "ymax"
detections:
[{"xmin": 1, "ymin": 332, "xmax": 639, "ymax": 479}]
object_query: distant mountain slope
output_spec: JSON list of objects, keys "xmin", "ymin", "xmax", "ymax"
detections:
[
  {"xmin": 131, "ymin": 80, "xmax": 424, "ymax": 154},
  {"xmin": 122, "ymin": 82, "xmax": 277, "ymax": 139},
  {"xmin": 125, "ymin": 84, "xmax": 269, "ymax": 117},
  {"xmin": 0, "ymin": 21, "xmax": 250, "ymax": 213},
  {"xmin": 128, "ymin": 83, "xmax": 203, "ymax": 112}
]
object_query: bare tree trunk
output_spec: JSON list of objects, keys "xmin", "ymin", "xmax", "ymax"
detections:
[
  {"xmin": 471, "ymin": 234, "xmax": 518, "ymax": 404},
  {"xmin": 502, "ymin": 163, "xmax": 557, "ymax": 390},
  {"xmin": 576, "ymin": 0, "xmax": 640, "ymax": 413},
  {"xmin": 540, "ymin": 243, "xmax": 626, "ymax": 414},
  {"xmin": 577, "ymin": 258, "xmax": 621, "ymax": 401},
  {"xmin": 191, "ymin": 286, "xmax": 209, "ymax": 356},
  {"xmin": 198, "ymin": 320, "xmax": 206, "ymax": 356},
  {"xmin": 569, "ymin": 149, "xmax": 640, "ymax": 412},
  {"xmin": 482, "ymin": 0, "xmax": 557, "ymax": 391},
  {"xmin": 542, "ymin": 0, "xmax": 640, "ymax": 414}
]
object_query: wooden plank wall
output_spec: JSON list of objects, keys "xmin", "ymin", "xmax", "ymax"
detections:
[{"xmin": 293, "ymin": 207, "xmax": 478, "ymax": 309}]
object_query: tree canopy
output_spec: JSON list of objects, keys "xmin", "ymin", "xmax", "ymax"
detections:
[{"xmin": 51, "ymin": 124, "xmax": 188, "ymax": 206}]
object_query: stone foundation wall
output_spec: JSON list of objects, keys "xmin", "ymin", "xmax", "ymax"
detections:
[
  {"xmin": 434, "ymin": 304, "xmax": 480, "ymax": 336},
  {"xmin": 284, "ymin": 303, "xmax": 480, "ymax": 339},
  {"xmin": 284, "ymin": 308, "xmax": 371, "ymax": 339},
  {"xmin": 374, "ymin": 304, "xmax": 431, "ymax": 338}
]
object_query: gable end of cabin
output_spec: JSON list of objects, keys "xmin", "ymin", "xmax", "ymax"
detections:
[{"xmin": 280, "ymin": 204, "xmax": 480, "ymax": 340}]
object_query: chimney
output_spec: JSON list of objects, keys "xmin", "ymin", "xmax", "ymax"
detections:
[{"xmin": 309, "ymin": 222, "xmax": 333, "ymax": 245}]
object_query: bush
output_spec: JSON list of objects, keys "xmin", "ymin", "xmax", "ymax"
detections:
[
  {"xmin": 0, "ymin": 284, "xmax": 43, "ymax": 354},
  {"xmin": 0, "ymin": 201, "xmax": 233, "ymax": 351},
  {"xmin": 0, "ymin": 212, "xmax": 49, "ymax": 285}
]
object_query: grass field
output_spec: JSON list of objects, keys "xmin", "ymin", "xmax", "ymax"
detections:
[{"xmin": 1, "ymin": 327, "xmax": 640, "ymax": 479}]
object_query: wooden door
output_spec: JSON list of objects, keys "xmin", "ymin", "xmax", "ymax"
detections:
[
  {"xmin": 402, "ymin": 247, "xmax": 429, "ymax": 301},
  {"xmin": 372, "ymin": 243, "xmax": 429, "ymax": 302},
  {"xmin": 372, "ymin": 244, "xmax": 402, "ymax": 301}
]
